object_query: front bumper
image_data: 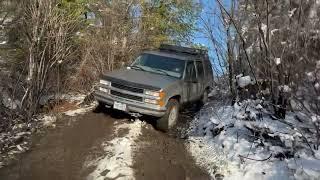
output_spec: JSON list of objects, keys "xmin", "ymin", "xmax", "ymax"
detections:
[{"xmin": 94, "ymin": 91, "xmax": 166, "ymax": 117}]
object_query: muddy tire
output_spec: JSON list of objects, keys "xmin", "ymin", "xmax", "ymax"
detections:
[
  {"xmin": 200, "ymin": 89, "xmax": 209, "ymax": 106},
  {"xmin": 202, "ymin": 89, "xmax": 209, "ymax": 104},
  {"xmin": 156, "ymin": 99, "xmax": 180, "ymax": 132},
  {"xmin": 93, "ymin": 101, "xmax": 106, "ymax": 113}
]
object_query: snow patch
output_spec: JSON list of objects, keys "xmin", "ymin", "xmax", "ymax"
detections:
[
  {"xmin": 39, "ymin": 93, "xmax": 87, "ymax": 106},
  {"xmin": 261, "ymin": 23, "xmax": 267, "ymax": 36},
  {"xmin": 279, "ymin": 85, "xmax": 291, "ymax": 93},
  {"xmin": 289, "ymin": 8, "xmax": 297, "ymax": 17},
  {"xmin": 236, "ymin": 75, "xmax": 253, "ymax": 88},
  {"xmin": 271, "ymin": 29, "xmax": 279, "ymax": 36},
  {"xmin": 186, "ymin": 137, "xmax": 230, "ymax": 177},
  {"xmin": 40, "ymin": 115, "xmax": 57, "ymax": 127},
  {"xmin": 63, "ymin": 103, "xmax": 96, "ymax": 116},
  {"xmin": 274, "ymin": 58, "xmax": 281, "ymax": 65},
  {"xmin": 87, "ymin": 121, "xmax": 143, "ymax": 180}
]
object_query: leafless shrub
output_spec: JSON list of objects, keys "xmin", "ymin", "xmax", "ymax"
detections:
[
  {"xmin": 201, "ymin": 0, "xmax": 320, "ymax": 149},
  {"xmin": 18, "ymin": 0, "xmax": 81, "ymax": 118}
]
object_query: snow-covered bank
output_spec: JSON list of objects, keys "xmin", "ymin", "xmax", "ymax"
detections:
[
  {"xmin": 87, "ymin": 120, "xmax": 144, "ymax": 180},
  {"xmin": 186, "ymin": 100, "xmax": 320, "ymax": 180}
]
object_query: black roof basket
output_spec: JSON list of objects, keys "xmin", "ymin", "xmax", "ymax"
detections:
[{"xmin": 159, "ymin": 44, "xmax": 208, "ymax": 57}]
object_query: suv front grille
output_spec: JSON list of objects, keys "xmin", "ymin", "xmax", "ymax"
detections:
[
  {"xmin": 111, "ymin": 82, "xmax": 144, "ymax": 94},
  {"xmin": 110, "ymin": 90, "xmax": 143, "ymax": 102}
]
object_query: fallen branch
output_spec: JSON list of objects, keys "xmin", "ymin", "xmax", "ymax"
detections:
[{"xmin": 239, "ymin": 153, "xmax": 272, "ymax": 162}]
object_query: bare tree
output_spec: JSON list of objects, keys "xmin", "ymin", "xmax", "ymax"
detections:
[{"xmin": 20, "ymin": 0, "xmax": 80, "ymax": 117}]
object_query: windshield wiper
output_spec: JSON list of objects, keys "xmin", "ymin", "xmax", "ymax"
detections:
[
  {"xmin": 151, "ymin": 68, "xmax": 171, "ymax": 77},
  {"xmin": 130, "ymin": 65, "xmax": 147, "ymax": 72}
]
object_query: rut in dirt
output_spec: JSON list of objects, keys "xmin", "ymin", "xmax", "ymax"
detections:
[{"xmin": 133, "ymin": 126, "xmax": 209, "ymax": 180}]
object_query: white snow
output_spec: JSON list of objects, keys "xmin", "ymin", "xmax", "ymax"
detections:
[
  {"xmin": 16, "ymin": 145, "xmax": 24, "ymax": 152},
  {"xmin": 246, "ymin": 44, "xmax": 253, "ymax": 54},
  {"xmin": 271, "ymin": 29, "xmax": 279, "ymax": 36},
  {"xmin": 0, "ymin": 41, "xmax": 7, "ymax": 45},
  {"xmin": 279, "ymin": 85, "xmax": 291, "ymax": 93},
  {"xmin": 274, "ymin": 58, "xmax": 281, "ymax": 65},
  {"xmin": 40, "ymin": 115, "xmax": 57, "ymax": 127},
  {"xmin": 87, "ymin": 120, "xmax": 143, "ymax": 180},
  {"xmin": 39, "ymin": 93, "xmax": 87, "ymax": 106},
  {"xmin": 307, "ymin": 71, "xmax": 315, "ymax": 82},
  {"xmin": 261, "ymin": 23, "xmax": 267, "ymax": 36},
  {"xmin": 236, "ymin": 75, "xmax": 253, "ymax": 88},
  {"xmin": 186, "ymin": 137, "xmax": 230, "ymax": 177},
  {"xmin": 63, "ymin": 104, "xmax": 95, "ymax": 116},
  {"xmin": 288, "ymin": 8, "xmax": 297, "ymax": 17},
  {"xmin": 186, "ymin": 100, "xmax": 320, "ymax": 180}
]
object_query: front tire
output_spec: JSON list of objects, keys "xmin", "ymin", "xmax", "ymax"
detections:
[
  {"xmin": 93, "ymin": 101, "xmax": 106, "ymax": 113},
  {"xmin": 156, "ymin": 99, "xmax": 179, "ymax": 132}
]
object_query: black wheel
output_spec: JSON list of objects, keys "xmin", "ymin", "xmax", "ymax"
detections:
[
  {"xmin": 93, "ymin": 101, "xmax": 106, "ymax": 113},
  {"xmin": 156, "ymin": 99, "xmax": 180, "ymax": 132}
]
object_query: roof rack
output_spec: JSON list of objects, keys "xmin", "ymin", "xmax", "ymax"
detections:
[{"xmin": 159, "ymin": 44, "xmax": 208, "ymax": 56}]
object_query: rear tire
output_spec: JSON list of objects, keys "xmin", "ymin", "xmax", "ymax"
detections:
[
  {"xmin": 156, "ymin": 99, "xmax": 179, "ymax": 132},
  {"xmin": 199, "ymin": 89, "xmax": 209, "ymax": 107}
]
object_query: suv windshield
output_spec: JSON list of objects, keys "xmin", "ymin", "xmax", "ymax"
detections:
[{"xmin": 131, "ymin": 53, "xmax": 185, "ymax": 78}]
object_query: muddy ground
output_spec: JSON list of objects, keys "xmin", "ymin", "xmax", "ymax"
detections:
[{"xmin": 0, "ymin": 108, "xmax": 210, "ymax": 180}]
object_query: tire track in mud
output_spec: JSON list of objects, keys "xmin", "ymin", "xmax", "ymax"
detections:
[{"xmin": 132, "ymin": 120, "xmax": 210, "ymax": 180}]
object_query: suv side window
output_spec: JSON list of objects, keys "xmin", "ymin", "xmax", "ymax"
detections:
[
  {"xmin": 185, "ymin": 61, "xmax": 197, "ymax": 81},
  {"xmin": 196, "ymin": 61, "xmax": 204, "ymax": 79}
]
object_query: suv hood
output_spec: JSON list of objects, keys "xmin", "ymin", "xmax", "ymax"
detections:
[{"xmin": 102, "ymin": 68, "xmax": 179, "ymax": 90}]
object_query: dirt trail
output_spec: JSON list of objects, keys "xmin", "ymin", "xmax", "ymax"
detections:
[
  {"xmin": 0, "ymin": 112, "xmax": 117, "ymax": 180},
  {"xmin": 0, "ymin": 109, "xmax": 210, "ymax": 180},
  {"xmin": 133, "ymin": 127, "xmax": 209, "ymax": 180}
]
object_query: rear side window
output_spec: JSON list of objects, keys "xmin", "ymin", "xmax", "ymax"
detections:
[
  {"xmin": 196, "ymin": 61, "xmax": 204, "ymax": 78},
  {"xmin": 185, "ymin": 61, "xmax": 197, "ymax": 81}
]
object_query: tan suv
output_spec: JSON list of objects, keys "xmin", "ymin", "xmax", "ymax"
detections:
[{"xmin": 94, "ymin": 44, "xmax": 213, "ymax": 131}]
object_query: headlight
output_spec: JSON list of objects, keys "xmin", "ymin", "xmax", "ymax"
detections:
[
  {"xmin": 144, "ymin": 90, "xmax": 165, "ymax": 98},
  {"xmin": 100, "ymin": 80, "xmax": 111, "ymax": 86},
  {"xmin": 99, "ymin": 87, "xmax": 109, "ymax": 93},
  {"xmin": 144, "ymin": 98, "xmax": 165, "ymax": 107}
]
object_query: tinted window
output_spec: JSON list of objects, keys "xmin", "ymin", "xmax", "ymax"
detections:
[
  {"xmin": 196, "ymin": 61, "xmax": 204, "ymax": 78},
  {"xmin": 185, "ymin": 61, "xmax": 196, "ymax": 81}
]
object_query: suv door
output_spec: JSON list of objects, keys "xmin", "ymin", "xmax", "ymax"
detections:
[
  {"xmin": 183, "ymin": 61, "xmax": 198, "ymax": 102},
  {"xmin": 195, "ymin": 61, "xmax": 205, "ymax": 97}
]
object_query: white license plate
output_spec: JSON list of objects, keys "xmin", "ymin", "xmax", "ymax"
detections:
[{"xmin": 113, "ymin": 102, "xmax": 127, "ymax": 111}]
